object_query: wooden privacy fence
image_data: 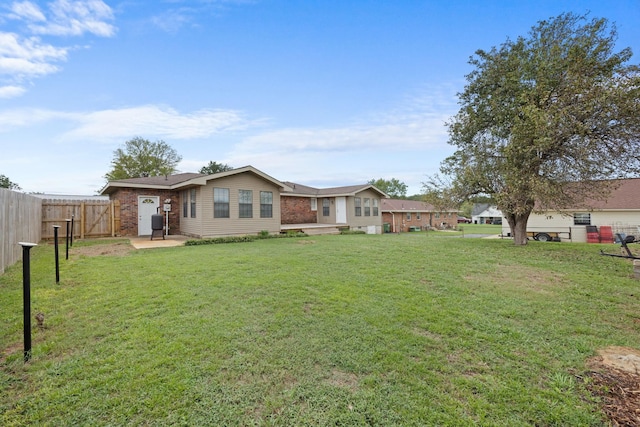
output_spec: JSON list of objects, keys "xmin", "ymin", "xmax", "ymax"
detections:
[
  {"xmin": 41, "ymin": 199, "xmax": 120, "ymax": 240},
  {"xmin": 0, "ymin": 189, "xmax": 42, "ymax": 274}
]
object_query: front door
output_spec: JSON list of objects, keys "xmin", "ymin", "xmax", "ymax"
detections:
[
  {"xmin": 336, "ymin": 197, "xmax": 347, "ymax": 223},
  {"xmin": 138, "ymin": 196, "xmax": 159, "ymax": 235}
]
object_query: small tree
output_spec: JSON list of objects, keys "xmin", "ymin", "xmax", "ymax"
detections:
[
  {"xmin": 429, "ymin": 13, "xmax": 640, "ymax": 245},
  {"xmin": 0, "ymin": 174, "xmax": 20, "ymax": 190},
  {"xmin": 104, "ymin": 137, "xmax": 182, "ymax": 181},
  {"xmin": 199, "ymin": 161, "xmax": 233, "ymax": 175},
  {"xmin": 368, "ymin": 178, "xmax": 408, "ymax": 198}
]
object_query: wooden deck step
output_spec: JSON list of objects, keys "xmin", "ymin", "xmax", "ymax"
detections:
[{"xmin": 302, "ymin": 227, "xmax": 340, "ymax": 235}]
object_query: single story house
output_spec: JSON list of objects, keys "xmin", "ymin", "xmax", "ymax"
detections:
[
  {"xmin": 280, "ymin": 182, "xmax": 388, "ymax": 234},
  {"xmin": 100, "ymin": 166, "xmax": 389, "ymax": 237},
  {"xmin": 472, "ymin": 204, "xmax": 503, "ymax": 225},
  {"xmin": 500, "ymin": 178, "xmax": 640, "ymax": 243},
  {"xmin": 381, "ymin": 199, "xmax": 458, "ymax": 232},
  {"xmin": 100, "ymin": 166, "xmax": 287, "ymax": 238}
]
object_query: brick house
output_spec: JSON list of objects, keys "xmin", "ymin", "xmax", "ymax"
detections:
[
  {"xmin": 101, "ymin": 167, "xmax": 287, "ymax": 237},
  {"xmin": 101, "ymin": 173, "xmax": 203, "ymax": 237},
  {"xmin": 101, "ymin": 166, "xmax": 390, "ymax": 237},
  {"xmin": 280, "ymin": 182, "xmax": 388, "ymax": 234},
  {"xmin": 381, "ymin": 198, "xmax": 458, "ymax": 232}
]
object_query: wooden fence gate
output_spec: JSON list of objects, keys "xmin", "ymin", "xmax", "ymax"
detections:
[{"xmin": 41, "ymin": 199, "xmax": 120, "ymax": 240}]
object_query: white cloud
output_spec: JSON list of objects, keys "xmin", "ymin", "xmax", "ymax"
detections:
[
  {"xmin": 148, "ymin": 0, "xmax": 255, "ymax": 33},
  {"xmin": 227, "ymin": 85, "xmax": 457, "ymax": 158},
  {"xmin": 230, "ymin": 112, "xmax": 449, "ymax": 156},
  {"xmin": 150, "ymin": 10, "xmax": 193, "ymax": 34},
  {"xmin": 0, "ymin": 107, "xmax": 71, "ymax": 130},
  {"xmin": 9, "ymin": 1, "xmax": 46, "ymax": 22},
  {"xmin": 221, "ymin": 90, "xmax": 458, "ymax": 192},
  {"xmin": 0, "ymin": 105, "xmax": 262, "ymax": 140},
  {"xmin": 12, "ymin": 0, "xmax": 117, "ymax": 37},
  {"xmin": 0, "ymin": 84, "xmax": 26, "ymax": 98},
  {"xmin": 58, "ymin": 105, "xmax": 263, "ymax": 142},
  {"xmin": 0, "ymin": 32, "xmax": 68, "ymax": 76},
  {"xmin": 0, "ymin": 1, "xmax": 115, "ymax": 95}
]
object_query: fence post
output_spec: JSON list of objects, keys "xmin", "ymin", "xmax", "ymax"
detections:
[
  {"xmin": 70, "ymin": 215, "xmax": 74, "ymax": 247},
  {"xmin": 80, "ymin": 202, "xmax": 85, "ymax": 240},
  {"xmin": 65, "ymin": 219, "xmax": 70, "ymax": 260},
  {"xmin": 53, "ymin": 225, "xmax": 60, "ymax": 283},
  {"xmin": 19, "ymin": 242, "xmax": 37, "ymax": 362}
]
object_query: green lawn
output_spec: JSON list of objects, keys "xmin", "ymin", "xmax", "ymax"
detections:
[
  {"xmin": 1, "ymin": 234, "xmax": 637, "ymax": 425},
  {"xmin": 455, "ymin": 223, "xmax": 503, "ymax": 235}
]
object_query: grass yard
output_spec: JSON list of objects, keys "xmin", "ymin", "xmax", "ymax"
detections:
[
  {"xmin": 1, "ymin": 233, "xmax": 639, "ymax": 425},
  {"xmin": 454, "ymin": 223, "xmax": 503, "ymax": 236}
]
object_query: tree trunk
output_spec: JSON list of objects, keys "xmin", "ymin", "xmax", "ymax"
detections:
[{"xmin": 505, "ymin": 210, "xmax": 532, "ymax": 246}]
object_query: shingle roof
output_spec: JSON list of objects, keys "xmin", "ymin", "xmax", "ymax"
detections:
[
  {"xmin": 580, "ymin": 178, "xmax": 640, "ymax": 210},
  {"xmin": 472, "ymin": 203, "xmax": 491, "ymax": 216},
  {"xmin": 109, "ymin": 173, "xmax": 205, "ymax": 186},
  {"xmin": 100, "ymin": 166, "xmax": 287, "ymax": 195},
  {"xmin": 381, "ymin": 198, "xmax": 435, "ymax": 212},
  {"xmin": 282, "ymin": 182, "xmax": 387, "ymax": 197}
]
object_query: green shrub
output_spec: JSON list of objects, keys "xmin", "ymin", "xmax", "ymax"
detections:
[
  {"xmin": 185, "ymin": 231, "xmax": 307, "ymax": 246},
  {"xmin": 185, "ymin": 235, "xmax": 258, "ymax": 246},
  {"xmin": 339, "ymin": 229, "xmax": 366, "ymax": 235}
]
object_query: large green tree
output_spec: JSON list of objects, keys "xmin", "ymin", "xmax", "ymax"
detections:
[
  {"xmin": 199, "ymin": 161, "xmax": 233, "ymax": 175},
  {"xmin": 105, "ymin": 137, "xmax": 182, "ymax": 181},
  {"xmin": 429, "ymin": 13, "xmax": 640, "ymax": 245},
  {"xmin": 0, "ymin": 174, "xmax": 20, "ymax": 190},
  {"xmin": 368, "ymin": 178, "xmax": 408, "ymax": 198}
]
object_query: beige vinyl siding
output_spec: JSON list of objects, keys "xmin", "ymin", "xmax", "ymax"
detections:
[
  {"xmin": 200, "ymin": 173, "xmax": 281, "ymax": 237},
  {"xmin": 317, "ymin": 197, "xmax": 336, "ymax": 224},
  {"xmin": 180, "ymin": 187, "xmax": 203, "ymax": 237},
  {"xmin": 504, "ymin": 210, "xmax": 640, "ymax": 243},
  {"xmin": 346, "ymin": 189, "xmax": 383, "ymax": 232}
]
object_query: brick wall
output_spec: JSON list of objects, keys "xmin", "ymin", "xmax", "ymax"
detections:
[
  {"xmin": 109, "ymin": 189, "xmax": 181, "ymax": 236},
  {"xmin": 280, "ymin": 196, "xmax": 317, "ymax": 224},
  {"xmin": 382, "ymin": 211, "xmax": 457, "ymax": 232}
]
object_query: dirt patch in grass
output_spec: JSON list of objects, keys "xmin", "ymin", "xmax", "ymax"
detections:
[
  {"xmin": 72, "ymin": 241, "xmax": 133, "ymax": 257},
  {"xmin": 0, "ymin": 342, "xmax": 22, "ymax": 363},
  {"xmin": 466, "ymin": 264, "xmax": 564, "ymax": 295},
  {"xmin": 324, "ymin": 369, "xmax": 359, "ymax": 391},
  {"xmin": 584, "ymin": 346, "xmax": 640, "ymax": 426}
]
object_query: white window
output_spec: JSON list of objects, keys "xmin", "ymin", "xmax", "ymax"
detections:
[
  {"xmin": 260, "ymin": 191, "xmax": 273, "ymax": 218},
  {"xmin": 573, "ymin": 213, "xmax": 591, "ymax": 225},
  {"xmin": 239, "ymin": 190, "xmax": 253, "ymax": 218},
  {"xmin": 214, "ymin": 188, "xmax": 230, "ymax": 218}
]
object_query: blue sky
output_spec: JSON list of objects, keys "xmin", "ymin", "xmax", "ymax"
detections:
[{"xmin": 1, "ymin": 0, "xmax": 639, "ymax": 195}]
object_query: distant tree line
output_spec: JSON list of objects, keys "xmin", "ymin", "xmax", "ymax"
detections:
[{"xmin": 0, "ymin": 174, "xmax": 20, "ymax": 190}]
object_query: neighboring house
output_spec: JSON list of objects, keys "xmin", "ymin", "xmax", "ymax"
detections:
[
  {"xmin": 501, "ymin": 178, "xmax": 640, "ymax": 243},
  {"xmin": 101, "ymin": 166, "xmax": 287, "ymax": 238},
  {"xmin": 280, "ymin": 182, "xmax": 388, "ymax": 234},
  {"xmin": 471, "ymin": 204, "xmax": 503, "ymax": 225},
  {"xmin": 381, "ymin": 199, "xmax": 458, "ymax": 232}
]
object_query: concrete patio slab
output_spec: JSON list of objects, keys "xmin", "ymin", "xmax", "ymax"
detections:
[{"xmin": 129, "ymin": 235, "xmax": 189, "ymax": 249}]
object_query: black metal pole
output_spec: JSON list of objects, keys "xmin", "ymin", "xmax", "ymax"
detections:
[
  {"xmin": 65, "ymin": 219, "xmax": 70, "ymax": 260},
  {"xmin": 70, "ymin": 215, "xmax": 75, "ymax": 247},
  {"xmin": 53, "ymin": 225, "xmax": 60, "ymax": 283},
  {"xmin": 19, "ymin": 242, "xmax": 37, "ymax": 362}
]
